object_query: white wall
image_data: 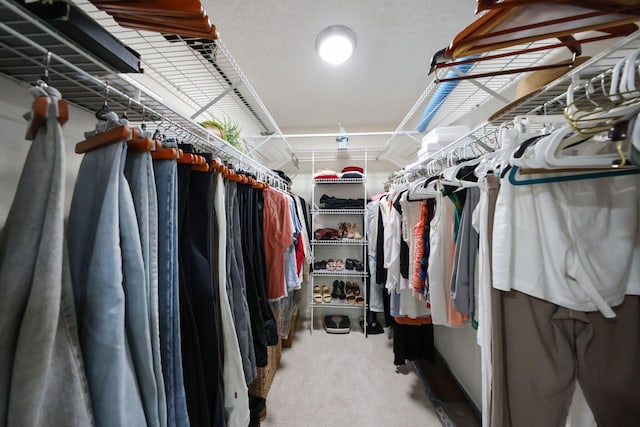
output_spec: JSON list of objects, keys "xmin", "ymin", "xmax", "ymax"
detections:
[{"xmin": 0, "ymin": 75, "xmax": 93, "ymax": 227}]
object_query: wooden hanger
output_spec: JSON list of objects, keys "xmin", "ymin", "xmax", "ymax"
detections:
[
  {"xmin": 25, "ymin": 95, "xmax": 69, "ymax": 141},
  {"xmin": 75, "ymin": 124, "xmax": 129, "ymax": 154},
  {"xmin": 449, "ymin": 6, "xmax": 640, "ymax": 58},
  {"xmin": 127, "ymin": 128, "xmax": 162, "ymax": 152},
  {"xmin": 151, "ymin": 146, "xmax": 180, "ymax": 160},
  {"xmin": 89, "ymin": 0, "xmax": 205, "ymax": 18}
]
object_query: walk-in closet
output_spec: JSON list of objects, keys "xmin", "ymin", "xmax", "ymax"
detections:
[{"xmin": 1, "ymin": 1, "xmax": 639, "ymax": 427}]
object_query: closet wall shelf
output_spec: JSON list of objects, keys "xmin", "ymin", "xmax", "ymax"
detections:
[
  {"xmin": 311, "ymin": 209, "xmax": 366, "ymax": 215},
  {"xmin": 311, "ymin": 240, "xmax": 368, "ymax": 246},
  {"xmin": 381, "ymin": 29, "xmax": 640, "ymax": 162},
  {"xmin": 310, "ymin": 301, "xmax": 368, "ymax": 309},
  {"xmin": 313, "ymin": 270, "xmax": 368, "ymax": 277},
  {"xmin": 398, "ymin": 29, "xmax": 640, "ymax": 185},
  {"xmin": 0, "ymin": 0, "xmax": 288, "ymax": 189},
  {"xmin": 314, "ymin": 178, "xmax": 366, "ymax": 184}
]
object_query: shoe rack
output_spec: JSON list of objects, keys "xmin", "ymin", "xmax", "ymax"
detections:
[{"xmin": 309, "ymin": 152, "xmax": 368, "ymax": 336}]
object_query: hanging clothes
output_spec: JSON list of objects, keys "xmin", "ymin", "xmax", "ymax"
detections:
[
  {"xmin": 124, "ymin": 131, "xmax": 168, "ymax": 427},
  {"xmin": 262, "ymin": 188, "xmax": 293, "ymax": 301},
  {"xmin": 177, "ymin": 162, "xmax": 225, "ymax": 427},
  {"xmin": 213, "ymin": 172, "xmax": 250, "ymax": 427},
  {"xmin": 0, "ymin": 86, "xmax": 94, "ymax": 426},
  {"xmin": 67, "ymin": 112, "xmax": 149, "ymax": 426},
  {"xmin": 224, "ymin": 179, "xmax": 257, "ymax": 385},
  {"xmin": 152, "ymin": 137, "xmax": 190, "ymax": 427}
]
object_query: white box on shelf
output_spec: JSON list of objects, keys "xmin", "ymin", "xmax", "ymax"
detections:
[{"xmin": 421, "ymin": 125, "xmax": 470, "ymax": 151}]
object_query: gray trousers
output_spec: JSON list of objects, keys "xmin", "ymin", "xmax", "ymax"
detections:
[{"xmin": 0, "ymin": 86, "xmax": 94, "ymax": 426}]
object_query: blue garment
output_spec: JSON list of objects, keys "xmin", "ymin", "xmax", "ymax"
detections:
[
  {"xmin": 67, "ymin": 114, "xmax": 147, "ymax": 426},
  {"xmin": 125, "ymin": 138, "xmax": 167, "ymax": 427},
  {"xmin": 153, "ymin": 138, "xmax": 190, "ymax": 427}
]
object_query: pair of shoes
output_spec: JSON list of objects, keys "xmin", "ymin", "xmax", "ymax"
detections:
[
  {"xmin": 314, "ymin": 285, "xmax": 332, "ymax": 303},
  {"xmin": 345, "ymin": 281, "xmax": 357, "ymax": 304},
  {"xmin": 345, "ymin": 258, "xmax": 364, "ymax": 271},
  {"xmin": 334, "ymin": 259, "xmax": 344, "ymax": 271},
  {"xmin": 326, "ymin": 259, "xmax": 335, "ymax": 270},
  {"xmin": 339, "ymin": 223, "xmax": 363, "ymax": 240},
  {"xmin": 313, "ymin": 260, "xmax": 327, "ymax": 271}
]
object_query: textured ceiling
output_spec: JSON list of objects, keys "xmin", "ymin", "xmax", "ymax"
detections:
[{"xmin": 203, "ymin": 0, "xmax": 479, "ymax": 133}]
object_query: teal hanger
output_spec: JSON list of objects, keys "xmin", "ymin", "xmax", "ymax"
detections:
[{"xmin": 508, "ymin": 165, "xmax": 640, "ymax": 186}]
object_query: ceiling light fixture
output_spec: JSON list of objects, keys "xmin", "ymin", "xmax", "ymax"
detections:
[{"xmin": 316, "ymin": 25, "xmax": 357, "ymax": 65}]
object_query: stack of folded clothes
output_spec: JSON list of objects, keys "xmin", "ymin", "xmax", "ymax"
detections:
[
  {"xmin": 314, "ymin": 169, "xmax": 339, "ymax": 179},
  {"xmin": 319, "ymin": 194, "xmax": 365, "ymax": 209},
  {"xmin": 341, "ymin": 166, "xmax": 364, "ymax": 178}
]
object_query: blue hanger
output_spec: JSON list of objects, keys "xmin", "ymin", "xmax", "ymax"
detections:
[{"xmin": 508, "ymin": 165, "xmax": 640, "ymax": 186}]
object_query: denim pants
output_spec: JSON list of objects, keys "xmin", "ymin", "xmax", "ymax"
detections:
[
  {"xmin": 67, "ymin": 113, "xmax": 147, "ymax": 426},
  {"xmin": 0, "ymin": 85, "xmax": 94, "ymax": 426},
  {"xmin": 225, "ymin": 180, "xmax": 257, "ymax": 384},
  {"xmin": 177, "ymin": 166, "xmax": 225, "ymax": 427},
  {"xmin": 213, "ymin": 172, "xmax": 250, "ymax": 427},
  {"xmin": 125, "ymin": 147, "xmax": 167, "ymax": 427},
  {"xmin": 153, "ymin": 139, "xmax": 190, "ymax": 427}
]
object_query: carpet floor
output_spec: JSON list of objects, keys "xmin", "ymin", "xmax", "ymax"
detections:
[{"xmin": 261, "ymin": 319, "xmax": 443, "ymax": 427}]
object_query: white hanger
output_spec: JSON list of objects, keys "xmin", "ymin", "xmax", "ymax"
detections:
[{"xmin": 542, "ymin": 125, "xmax": 620, "ymax": 168}]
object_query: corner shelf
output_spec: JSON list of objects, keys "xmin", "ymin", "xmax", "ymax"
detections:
[
  {"xmin": 310, "ymin": 301, "xmax": 367, "ymax": 309},
  {"xmin": 311, "ymin": 208, "xmax": 366, "ymax": 215},
  {"xmin": 311, "ymin": 239, "xmax": 368, "ymax": 246},
  {"xmin": 313, "ymin": 270, "xmax": 368, "ymax": 277},
  {"xmin": 314, "ymin": 178, "xmax": 366, "ymax": 184}
]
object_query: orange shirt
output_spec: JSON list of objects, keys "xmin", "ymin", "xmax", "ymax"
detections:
[{"xmin": 262, "ymin": 188, "xmax": 293, "ymax": 300}]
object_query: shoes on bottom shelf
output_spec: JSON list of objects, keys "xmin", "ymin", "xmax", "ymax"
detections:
[{"xmin": 325, "ymin": 315, "xmax": 350, "ymax": 334}]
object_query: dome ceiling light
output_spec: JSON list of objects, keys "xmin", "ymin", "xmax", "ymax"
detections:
[{"xmin": 316, "ymin": 25, "xmax": 357, "ymax": 65}]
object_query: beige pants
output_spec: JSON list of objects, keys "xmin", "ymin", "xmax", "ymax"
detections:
[{"xmin": 492, "ymin": 291, "xmax": 640, "ymax": 427}]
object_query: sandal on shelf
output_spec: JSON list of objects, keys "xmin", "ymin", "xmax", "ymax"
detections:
[
  {"xmin": 347, "ymin": 295, "xmax": 356, "ymax": 304},
  {"xmin": 313, "ymin": 260, "xmax": 327, "ymax": 271},
  {"xmin": 338, "ymin": 281, "xmax": 347, "ymax": 300},
  {"xmin": 338, "ymin": 222, "xmax": 348, "ymax": 238},
  {"xmin": 353, "ymin": 284, "xmax": 361, "ymax": 297},
  {"xmin": 321, "ymin": 285, "xmax": 332, "ymax": 303},
  {"xmin": 353, "ymin": 259, "xmax": 364, "ymax": 272},
  {"xmin": 313, "ymin": 286, "xmax": 323, "ymax": 303},
  {"xmin": 345, "ymin": 223, "xmax": 355, "ymax": 239},
  {"xmin": 334, "ymin": 259, "xmax": 344, "ymax": 271},
  {"xmin": 345, "ymin": 281, "xmax": 354, "ymax": 297},
  {"xmin": 352, "ymin": 223, "xmax": 362, "ymax": 240},
  {"xmin": 331, "ymin": 280, "xmax": 340, "ymax": 299},
  {"xmin": 345, "ymin": 258, "xmax": 355, "ymax": 270},
  {"xmin": 327, "ymin": 259, "xmax": 335, "ymax": 271},
  {"xmin": 356, "ymin": 296, "xmax": 365, "ymax": 306}
]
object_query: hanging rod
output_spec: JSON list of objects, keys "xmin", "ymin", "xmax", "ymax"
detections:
[
  {"xmin": 0, "ymin": 5, "xmax": 287, "ymax": 190},
  {"xmin": 245, "ymin": 130, "xmax": 421, "ymax": 139}
]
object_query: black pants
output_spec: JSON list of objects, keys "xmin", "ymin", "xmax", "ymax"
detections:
[{"xmin": 178, "ymin": 166, "xmax": 225, "ymax": 427}]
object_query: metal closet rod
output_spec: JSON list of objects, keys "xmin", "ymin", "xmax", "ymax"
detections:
[
  {"xmin": 246, "ymin": 130, "xmax": 421, "ymax": 138},
  {"xmin": 0, "ymin": 22, "xmax": 287, "ymax": 190}
]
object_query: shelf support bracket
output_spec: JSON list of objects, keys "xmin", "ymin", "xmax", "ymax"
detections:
[{"xmin": 190, "ymin": 81, "xmax": 241, "ymax": 119}]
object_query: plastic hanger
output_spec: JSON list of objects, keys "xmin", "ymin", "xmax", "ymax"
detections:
[
  {"xmin": 542, "ymin": 126, "xmax": 622, "ymax": 167},
  {"xmin": 508, "ymin": 164, "xmax": 640, "ymax": 186}
]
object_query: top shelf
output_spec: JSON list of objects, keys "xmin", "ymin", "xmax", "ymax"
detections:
[{"xmin": 314, "ymin": 178, "xmax": 366, "ymax": 184}]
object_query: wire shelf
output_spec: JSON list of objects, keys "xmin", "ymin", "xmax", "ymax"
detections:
[
  {"xmin": 313, "ymin": 178, "xmax": 366, "ymax": 184},
  {"xmin": 313, "ymin": 270, "xmax": 368, "ymax": 277},
  {"xmin": 310, "ymin": 301, "xmax": 367, "ymax": 309},
  {"xmin": 0, "ymin": 0, "xmax": 288, "ymax": 188},
  {"xmin": 311, "ymin": 239, "xmax": 368, "ymax": 246},
  {"xmin": 311, "ymin": 209, "xmax": 366, "ymax": 215}
]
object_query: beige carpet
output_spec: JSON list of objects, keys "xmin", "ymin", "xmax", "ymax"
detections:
[{"xmin": 261, "ymin": 319, "xmax": 442, "ymax": 427}]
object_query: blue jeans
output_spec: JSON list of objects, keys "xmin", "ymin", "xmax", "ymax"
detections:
[
  {"xmin": 0, "ymin": 85, "xmax": 94, "ymax": 426},
  {"xmin": 125, "ymin": 147, "xmax": 167, "ymax": 427},
  {"xmin": 67, "ymin": 113, "xmax": 148, "ymax": 426},
  {"xmin": 153, "ymin": 138, "xmax": 190, "ymax": 427}
]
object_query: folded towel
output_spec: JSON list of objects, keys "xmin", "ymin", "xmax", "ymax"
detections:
[{"xmin": 341, "ymin": 166, "xmax": 364, "ymax": 174}]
